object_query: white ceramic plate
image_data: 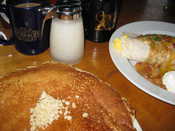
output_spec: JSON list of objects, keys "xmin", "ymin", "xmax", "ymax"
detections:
[
  {"xmin": 132, "ymin": 116, "xmax": 142, "ymax": 131},
  {"xmin": 109, "ymin": 21, "xmax": 175, "ymax": 105}
]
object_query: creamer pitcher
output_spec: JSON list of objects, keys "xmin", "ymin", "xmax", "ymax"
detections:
[{"xmin": 50, "ymin": 1, "xmax": 84, "ymax": 64}]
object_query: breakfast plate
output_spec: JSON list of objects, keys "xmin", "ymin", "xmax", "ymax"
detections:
[
  {"xmin": 109, "ymin": 21, "xmax": 175, "ymax": 105},
  {"xmin": 132, "ymin": 116, "xmax": 142, "ymax": 131}
]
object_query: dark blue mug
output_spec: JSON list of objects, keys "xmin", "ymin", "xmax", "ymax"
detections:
[{"xmin": 0, "ymin": 1, "xmax": 54, "ymax": 55}]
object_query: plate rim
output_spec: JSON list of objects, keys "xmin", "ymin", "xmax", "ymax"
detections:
[{"xmin": 109, "ymin": 20, "xmax": 175, "ymax": 105}]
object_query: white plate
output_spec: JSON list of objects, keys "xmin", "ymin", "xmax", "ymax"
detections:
[
  {"xmin": 109, "ymin": 21, "xmax": 175, "ymax": 105},
  {"xmin": 132, "ymin": 116, "xmax": 142, "ymax": 131}
]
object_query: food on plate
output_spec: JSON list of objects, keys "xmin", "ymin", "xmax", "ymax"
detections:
[
  {"xmin": 113, "ymin": 34, "xmax": 175, "ymax": 90},
  {"xmin": 113, "ymin": 34, "xmax": 150, "ymax": 62},
  {"xmin": 0, "ymin": 63, "xmax": 138, "ymax": 131},
  {"xmin": 113, "ymin": 34, "xmax": 175, "ymax": 65},
  {"xmin": 162, "ymin": 71, "xmax": 175, "ymax": 93}
]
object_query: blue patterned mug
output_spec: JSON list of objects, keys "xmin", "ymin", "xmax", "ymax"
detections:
[{"xmin": 0, "ymin": 1, "xmax": 54, "ymax": 55}]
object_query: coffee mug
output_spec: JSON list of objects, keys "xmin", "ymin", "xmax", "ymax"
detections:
[
  {"xmin": 0, "ymin": 1, "xmax": 54, "ymax": 55},
  {"xmin": 81, "ymin": 0, "xmax": 119, "ymax": 43}
]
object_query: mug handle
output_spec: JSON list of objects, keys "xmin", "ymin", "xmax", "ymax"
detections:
[
  {"xmin": 0, "ymin": 32, "xmax": 13, "ymax": 45},
  {"xmin": 0, "ymin": 4, "xmax": 13, "ymax": 45}
]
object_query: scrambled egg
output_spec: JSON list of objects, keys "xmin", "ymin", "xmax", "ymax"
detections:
[{"xmin": 113, "ymin": 34, "xmax": 128, "ymax": 52}]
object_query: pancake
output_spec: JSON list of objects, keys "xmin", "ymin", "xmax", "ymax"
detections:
[{"xmin": 0, "ymin": 63, "xmax": 136, "ymax": 131}]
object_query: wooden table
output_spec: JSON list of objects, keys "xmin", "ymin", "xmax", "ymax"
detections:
[{"xmin": 0, "ymin": 0, "xmax": 175, "ymax": 131}]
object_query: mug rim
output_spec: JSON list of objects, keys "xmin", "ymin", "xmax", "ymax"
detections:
[{"xmin": 11, "ymin": 2, "xmax": 42, "ymax": 9}]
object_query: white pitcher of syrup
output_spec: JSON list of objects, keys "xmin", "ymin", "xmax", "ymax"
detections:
[{"xmin": 50, "ymin": 1, "xmax": 84, "ymax": 64}]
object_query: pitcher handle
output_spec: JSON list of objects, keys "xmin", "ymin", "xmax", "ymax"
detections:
[{"xmin": 38, "ymin": 5, "xmax": 56, "ymax": 40}]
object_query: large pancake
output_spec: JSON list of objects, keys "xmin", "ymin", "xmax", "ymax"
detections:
[{"xmin": 0, "ymin": 63, "xmax": 136, "ymax": 131}]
